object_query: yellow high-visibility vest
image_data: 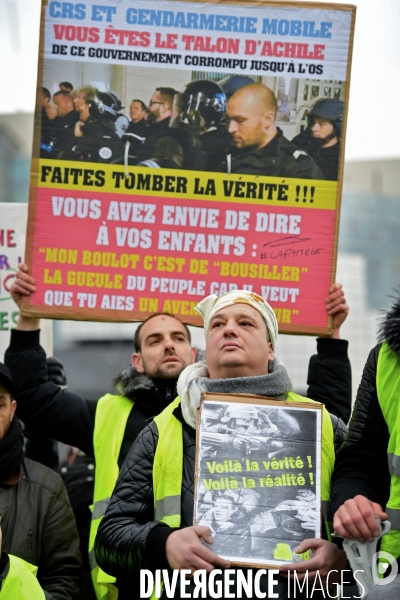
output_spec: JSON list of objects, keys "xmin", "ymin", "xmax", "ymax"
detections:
[
  {"xmin": 89, "ymin": 393, "xmax": 133, "ymax": 600},
  {"xmin": 150, "ymin": 393, "xmax": 335, "ymax": 599},
  {"xmin": 376, "ymin": 342, "xmax": 400, "ymax": 559},
  {"xmin": 0, "ymin": 555, "xmax": 44, "ymax": 599}
]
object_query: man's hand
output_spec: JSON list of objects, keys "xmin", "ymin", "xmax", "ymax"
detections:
[
  {"xmin": 165, "ymin": 526, "xmax": 230, "ymax": 573},
  {"xmin": 10, "ymin": 263, "xmax": 40, "ymax": 331},
  {"xmin": 74, "ymin": 121, "xmax": 84, "ymax": 137},
  {"xmin": 279, "ymin": 538, "xmax": 347, "ymax": 586},
  {"xmin": 10, "ymin": 263, "xmax": 35, "ymax": 307},
  {"xmin": 326, "ymin": 283, "xmax": 349, "ymax": 339},
  {"xmin": 333, "ymin": 495, "xmax": 387, "ymax": 543}
]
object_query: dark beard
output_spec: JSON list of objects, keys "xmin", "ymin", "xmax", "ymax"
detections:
[{"xmin": 151, "ymin": 365, "xmax": 184, "ymax": 379}]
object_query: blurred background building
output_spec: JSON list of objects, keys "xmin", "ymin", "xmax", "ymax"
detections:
[{"xmin": 1, "ymin": 111, "xmax": 399, "ymax": 401}]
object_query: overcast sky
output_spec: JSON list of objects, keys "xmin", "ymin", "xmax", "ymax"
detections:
[{"xmin": 1, "ymin": 0, "xmax": 399, "ymax": 161}]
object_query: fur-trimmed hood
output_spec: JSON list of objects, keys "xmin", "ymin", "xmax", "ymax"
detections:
[
  {"xmin": 114, "ymin": 366, "xmax": 155, "ymax": 400},
  {"xmin": 378, "ymin": 292, "xmax": 400, "ymax": 355},
  {"xmin": 113, "ymin": 366, "xmax": 178, "ymax": 416}
]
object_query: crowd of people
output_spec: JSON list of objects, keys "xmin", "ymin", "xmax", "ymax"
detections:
[
  {"xmin": 37, "ymin": 77, "xmax": 342, "ymax": 179},
  {"xmin": 1, "ymin": 260, "xmax": 399, "ymax": 599}
]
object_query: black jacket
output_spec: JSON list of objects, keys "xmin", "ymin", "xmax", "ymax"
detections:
[
  {"xmin": 52, "ymin": 110, "xmax": 80, "ymax": 159},
  {"xmin": 218, "ymin": 128, "xmax": 324, "ymax": 179},
  {"xmin": 330, "ymin": 298, "xmax": 400, "ymax": 515},
  {"xmin": 137, "ymin": 118, "xmax": 207, "ymax": 170},
  {"xmin": 122, "ymin": 118, "xmax": 147, "ymax": 157},
  {"xmin": 292, "ymin": 130, "xmax": 340, "ymax": 181},
  {"xmin": 0, "ymin": 457, "xmax": 81, "ymax": 600},
  {"xmin": 69, "ymin": 116, "xmax": 122, "ymax": 164}
]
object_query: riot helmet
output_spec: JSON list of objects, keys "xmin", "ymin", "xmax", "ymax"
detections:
[
  {"xmin": 98, "ymin": 91, "xmax": 123, "ymax": 119},
  {"xmin": 174, "ymin": 80, "xmax": 226, "ymax": 131},
  {"xmin": 307, "ymin": 98, "xmax": 343, "ymax": 141},
  {"xmin": 218, "ymin": 75, "xmax": 255, "ymax": 99}
]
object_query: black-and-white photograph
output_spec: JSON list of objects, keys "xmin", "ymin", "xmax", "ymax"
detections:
[{"xmin": 195, "ymin": 395, "xmax": 322, "ymax": 567}]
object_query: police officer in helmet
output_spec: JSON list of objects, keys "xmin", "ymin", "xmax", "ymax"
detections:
[
  {"xmin": 173, "ymin": 79, "xmax": 231, "ymax": 171},
  {"xmin": 292, "ymin": 98, "xmax": 343, "ymax": 181}
]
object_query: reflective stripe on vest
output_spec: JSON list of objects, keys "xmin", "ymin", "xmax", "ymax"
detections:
[
  {"xmin": 287, "ymin": 392, "xmax": 335, "ymax": 516},
  {"xmin": 153, "ymin": 396, "xmax": 183, "ymax": 528},
  {"xmin": 150, "ymin": 393, "xmax": 335, "ymax": 599},
  {"xmin": 89, "ymin": 393, "xmax": 134, "ymax": 600},
  {"xmin": 376, "ymin": 342, "xmax": 400, "ymax": 559},
  {"xmin": 0, "ymin": 555, "xmax": 44, "ymax": 599}
]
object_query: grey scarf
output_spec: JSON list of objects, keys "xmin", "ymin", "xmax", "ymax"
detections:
[{"xmin": 177, "ymin": 358, "xmax": 293, "ymax": 429}]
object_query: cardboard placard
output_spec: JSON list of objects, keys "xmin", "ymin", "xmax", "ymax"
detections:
[
  {"xmin": 194, "ymin": 392, "xmax": 322, "ymax": 568},
  {"xmin": 0, "ymin": 203, "xmax": 52, "ymax": 359},
  {"xmin": 23, "ymin": 0, "xmax": 356, "ymax": 334}
]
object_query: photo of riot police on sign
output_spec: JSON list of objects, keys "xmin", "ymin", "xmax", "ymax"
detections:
[
  {"xmin": 38, "ymin": 58, "xmax": 346, "ymax": 179},
  {"xmin": 195, "ymin": 398, "xmax": 322, "ymax": 566},
  {"xmin": 291, "ymin": 98, "xmax": 343, "ymax": 180}
]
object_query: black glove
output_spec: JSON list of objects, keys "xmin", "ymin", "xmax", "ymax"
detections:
[{"xmin": 46, "ymin": 356, "xmax": 67, "ymax": 388}]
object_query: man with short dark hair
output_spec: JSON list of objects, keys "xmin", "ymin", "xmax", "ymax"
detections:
[
  {"xmin": 147, "ymin": 87, "xmax": 176, "ymax": 124},
  {"xmin": 59, "ymin": 81, "xmax": 73, "ymax": 93},
  {"xmin": 122, "ymin": 99, "xmax": 148, "ymax": 157},
  {"xmin": 0, "ymin": 362, "xmax": 81, "ymax": 599},
  {"xmin": 219, "ymin": 83, "xmax": 323, "ymax": 179},
  {"xmin": 137, "ymin": 87, "xmax": 197, "ymax": 169},
  {"xmin": 51, "ymin": 90, "xmax": 79, "ymax": 158}
]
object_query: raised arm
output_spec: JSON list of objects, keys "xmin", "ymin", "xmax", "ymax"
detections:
[
  {"xmin": 5, "ymin": 263, "xmax": 97, "ymax": 455},
  {"xmin": 307, "ymin": 283, "xmax": 352, "ymax": 423}
]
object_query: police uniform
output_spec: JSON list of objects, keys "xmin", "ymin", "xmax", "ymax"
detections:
[
  {"xmin": 292, "ymin": 130, "xmax": 340, "ymax": 181},
  {"xmin": 122, "ymin": 118, "xmax": 147, "ymax": 157},
  {"xmin": 220, "ymin": 127, "xmax": 324, "ymax": 179},
  {"xmin": 52, "ymin": 110, "xmax": 80, "ymax": 160},
  {"xmin": 199, "ymin": 126, "xmax": 232, "ymax": 172},
  {"xmin": 70, "ymin": 117, "xmax": 123, "ymax": 164}
]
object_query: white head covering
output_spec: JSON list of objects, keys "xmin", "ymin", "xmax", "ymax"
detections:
[{"xmin": 195, "ymin": 290, "xmax": 278, "ymax": 349}]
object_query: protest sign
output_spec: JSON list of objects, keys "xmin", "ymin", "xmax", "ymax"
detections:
[
  {"xmin": 194, "ymin": 392, "xmax": 322, "ymax": 567},
  {"xmin": 23, "ymin": 0, "xmax": 356, "ymax": 333},
  {"xmin": 0, "ymin": 204, "xmax": 52, "ymax": 358}
]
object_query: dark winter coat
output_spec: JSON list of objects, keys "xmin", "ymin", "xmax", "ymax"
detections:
[
  {"xmin": 69, "ymin": 116, "xmax": 122, "ymax": 164},
  {"xmin": 0, "ymin": 457, "xmax": 81, "ymax": 600},
  {"xmin": 218, "ymin": 128, "xmax": 324, "ymax": 179},
  {"xmin": 292, "ymin": 129, "xmax": 340, "ymax": 181},
  {"xmin": 330, "ymin": 296, "xmax": 400, "ymax": 516}
]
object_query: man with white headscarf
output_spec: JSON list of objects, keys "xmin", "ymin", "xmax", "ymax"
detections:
[{"xmin": 95, "ymin": 290, "xmax": 347, "ymax": 599}]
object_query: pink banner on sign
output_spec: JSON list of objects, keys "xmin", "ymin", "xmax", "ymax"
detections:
[{"xmin": 29, "ymin": 184, "xmax": 335, "ymax": 331}]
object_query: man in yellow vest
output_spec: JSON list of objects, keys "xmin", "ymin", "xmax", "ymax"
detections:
[
  {"xmin": 95, "ymin": 290, "xmax": 347, "ymax": 599},
  {"xmin": 331, "ymin": 292, "xmax": 400, "ymax": 598}
]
